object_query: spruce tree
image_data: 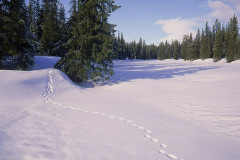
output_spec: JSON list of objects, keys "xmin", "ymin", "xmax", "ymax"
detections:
[
  {"xmin": 205, "ymin": 21, "xmax": 213, "ymax": 58},
  {"xmin": 225, "ymin": 15, "xmax": 239, "ymax": 62},
  {"xmin": 55, "ymin": 0, "xmax": 120, "ymax": 82},
  {"xmin": 129, "ymin": 40, "xmax": 136, "ymax": 59},
  {"xmin": 57, "ymin": 3, "xmax": 68, "ymax": 57},
  {"xmin": 192, "ymin": 28, "xmax": 201, "ymax": 60},
  {"xmin": 200, "ymin": 29, "xmax": 208, "ymax": 59},
  {"xmin": 181, "ymin": 35, "xmax": 188, "ymax": 60},
  {"xmin": 148, "ymin": 44, "xmax": 157, "ymax": 59},
  {"xmin": 140, "ymin": 40, "xmax": 147, "ymax": 59},
  {"xmin": 40, "ymin": 0, "xmax": 60, "ymax": 56},
  {"xmin": 213, "ymin": 19, "xmax": 224, "ymax": 62},
  {"xmin": 0, "ymin": 0, "xmax": 7, "ymax": 67},
  {"xmin": 173, "ymin": 39, "xmax": 179, "ymax": 60},
  {"xmin": 69, "ymin": 0, "xmax": 77, "ymax": 23},
  {"xmin": 136, "ymin": 38, "xmax": 142, "ymax": 59},
  {"xmin": 28, "ymin": 0, "xmax": 39, "ymax": 53},
  {"xmin": 158, "ymin": 42, "xmax": 165, "ymax": 60},
  {"xmin": 35, "ymin": 0, "xmax": 42, "ymax": 44},
  {"xmin": 186, "ymin": 33, "xmax": 193, "ymax": 60},
  {"xmin": 164, "ymin": 40, "xmax": 171, "ymax": 59},
  {"xmin": 120, "ymin": 32, "xmax": 126, "ymax": 59},
  {"xmin": 0, "ymin": 0, "xmax": 34, "ymax": 69}
]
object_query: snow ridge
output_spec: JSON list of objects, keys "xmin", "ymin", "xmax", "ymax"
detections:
[{"xmin": 42, "ymin": 69, "xmax": 182, "ymax": 160}]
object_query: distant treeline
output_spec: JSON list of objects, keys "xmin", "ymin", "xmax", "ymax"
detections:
[{"xmin": 114, "ymin": 15, "xmax": 240, "ymax": 63}]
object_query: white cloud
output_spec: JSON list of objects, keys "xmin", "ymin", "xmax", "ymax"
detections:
[
  {"xmin": 154, "ymin": 17, "xmax": 200, "ymax": 42},
  {"xmin": 154, "ymin": 0, "xmax": 239, "ymax": 43},
  {"xmin": 207, "ymin": 0, "xmax": 235, "ymax": 21}
]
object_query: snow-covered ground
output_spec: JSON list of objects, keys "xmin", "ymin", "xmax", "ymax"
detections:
[{"xmin": 0, "ymin": 56, "xmax": 240, "ymax": 160}]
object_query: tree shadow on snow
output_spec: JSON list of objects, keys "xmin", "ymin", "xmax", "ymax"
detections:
[{"xmin": 104, "ymin": 61, "xmax": 219, "ymax": 86}]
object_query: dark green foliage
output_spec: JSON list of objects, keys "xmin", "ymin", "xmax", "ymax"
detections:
[
  {"xmin": 148, "ymin": 44, "xmax": 157, "ymax": 59},
  {"xmin": 205, "ymin": 22, "xmax": 213, "ymax": 58},
  {"xmin": 0, "ymin": 0, "xmax": 7, "ymax": 67},
  {"xmin": 136, "ymin": 38, "xmax": 142, "ymax": 59},
  {"xmin": 56, "ymin": 4, "xmax": 68, "ymax": 57},
  {"xmin": 158, "ymin": 42, "xmax": 165, "ymax": 60},
  {"xmin": 0, "ymin": 0, "xmax": 34, "ymax": 70},
  {"xmin": 213, "ymin": 19, "xmax": 224, "ymax": 62},
  {"xmin": 186, "ymin": 33, "xmax": 193, "ymax": 60},
  {"xmin": 115, "ymin": 32, "xmax": 127, "ymax": 60},
  {"xmin": 40, "ymin": 0, "xmax": 61, "ymax": 56},
  {"xmin": 129, "ymin": 40, "xmax": 137, "ymax": 60},
  {"xmin": 192, "ymin": 29, "xmax": 201, "ymax": 60},
  {"xmin": 164, "ymin": 40, "xmax": 171, "ymax": 59},
  {"xmin": 55, "ymin": 0, "xmax": 120, "ymax": 82},
  {"xmin": 181, "ymin": 35, "xmax": 188, "ymax": 60},
  {"xmin": 200, "ymin": 28, "xmax": 208, "ymax": 59},
  {"xmin": 140, "ymin": 40, "xmax": 147, "ymax": 59},
  {"xmin": 225, "ymin": 15, "xmax": 239, "ymax": 62},
  {"xmin": 173, "ymin": 40, "xmax": 179, "ymax": 60},
  {"xmin": 200, "ymin": 22, "xmax": 213, "ymax": 59}
]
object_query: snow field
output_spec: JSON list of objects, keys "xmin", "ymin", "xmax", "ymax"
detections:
[
  {"xmin": 1, "ymin": 57, "xmax": 240, "ymax": 160},
  {"xmin": 42, "ymin": 69, "xmax": 180, "ymax": 159}
]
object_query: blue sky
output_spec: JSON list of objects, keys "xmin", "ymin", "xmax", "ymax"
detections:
[
  {"xmin": 26, "ymin": 0, "xmax": 240, "ymax": 45},
  {"xmin": 108, "ymin": 0, "xmax": 240, "ymax": 44}
]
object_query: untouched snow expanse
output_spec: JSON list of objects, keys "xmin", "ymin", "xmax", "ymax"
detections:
[{"xmin": 0, "ymin": 56, "xmax": 240, "ymax": 160}]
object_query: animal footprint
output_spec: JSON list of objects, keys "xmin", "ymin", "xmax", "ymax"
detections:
[
  {"xmin": 151, "ymin": 138, "xmax": 158, "ymax": 143},
  {"xmin": 145, "ymin": 129, "xmax": 152, "ymax": 133},
  {"xmin": 167, "ymin": 153, "xmax": 178, "ymax": 159},
  {"xmin": 158, "ymin": 150, "xmax": 166, "ymax": 154},
  {"xmin": 137, "ymin": 126, "xmax": 144, "ymax": 130},
  {"xmin": 160, "ymin": 144, "xmax": 167, "ymax": 148},
  {"xmin": 144, "ymin": 134, "xmax": 151, "ymax": 138}
]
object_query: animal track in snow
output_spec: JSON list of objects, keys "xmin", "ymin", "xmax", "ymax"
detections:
[
  {"xmin": 158, "ymin": 149, "xmax": 166, "ymax": 154},
  {"xmin": 167, "ymin": 153, "xmax": 178, "ymax": 159},
  {"xmin": 161, "ymin": 144, "xmax": 168, "ymax": 148},
  {"xmin": 144, "ymin": 134, "xmax": 151, "ymax": 138},
  {"xmin": 137, "ymin": 126, "xmax": 144, "ymax": 130},
  {"xmin": 151, "ymin": 138, "xmax": 159, "ymax": 143},
  {"xmin": 42, "ymin": 69, "xmax": 182, "ymax": 160},
  {"xmin": 145, "ymin": 129, "xmax": 152, "ymax": 133}
]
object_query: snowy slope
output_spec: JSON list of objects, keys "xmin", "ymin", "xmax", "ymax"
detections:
[{"xmin": 0, "ymin": 57, "xmax": 240, "ymax": 160}]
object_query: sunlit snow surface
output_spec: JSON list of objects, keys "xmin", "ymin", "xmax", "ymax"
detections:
[{"xmin": 0, "ymin": 57, "xmax": 240, "ymax": 160}]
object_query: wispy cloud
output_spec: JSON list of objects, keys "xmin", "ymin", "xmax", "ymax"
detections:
[
  {"xmin": 207, "ymin": 0, "xmax": 235, "ymax": 21},
  {"xmin": 154, "ymin": 17, "xmax": 201, "ymax": 42}
]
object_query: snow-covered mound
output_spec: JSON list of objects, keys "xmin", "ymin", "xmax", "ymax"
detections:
[{"xmin": 0, "ymin": 57, "xmax": 240, "ymax": 160}]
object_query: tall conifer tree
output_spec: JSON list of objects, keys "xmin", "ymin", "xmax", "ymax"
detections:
[
  {"xmin": 226, "ymin": 15, "xmax": 239, "ymax": 62},
  {"xmin": 213, "ymin": 19, "xmax": 224, "ymax": 62},
  {"xmin": 40, "ymin": 0, "xmax": 60, "ymax": 55},
  {"xmin": 136, "ymin": 38, "xmax": 142, "ymax": 59},
  {"xmin": 158, "ymin": 42, "xmax": 165, "ymax": 60},
  {"xmin": 55, "ymin": 0, "xmax": 120, "ymax": 82},
  {"xmin": 181, "ymin": 35, "xmax": 188, "ymax": 60},
  {"xmin": 186, "ymin": 33, "xmax": 193, "ymax": 60},
  {"xmin": 192, "ymin": 28, "xmax": 201, "ymax": 60},
  {"xmin": 173, "ymin": 40, "xmax": 179, "ymax": 60},
  {"xmin": 0, "ymin": 0, "xmax": 34, "ymax": 69},
  {"xmin": 200, "ymin": 29, "xmax": 208, "ymax": 59}
]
